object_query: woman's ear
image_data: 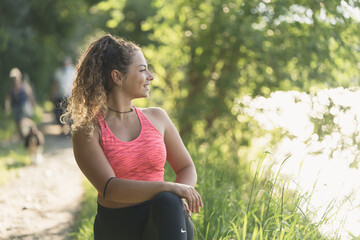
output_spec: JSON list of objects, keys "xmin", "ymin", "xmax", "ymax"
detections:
[{"xmin": 110, "ymin": 70, "xmax": 123, "ymax": 88}]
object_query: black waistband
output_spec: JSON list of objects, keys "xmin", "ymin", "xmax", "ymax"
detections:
[{"xmin": 97, "ymin": 199, "xmax": 152, "ymax": 213}]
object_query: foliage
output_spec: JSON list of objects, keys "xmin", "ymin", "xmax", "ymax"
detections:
[
  {"xmin": 135, "ymin": 0, "xmax": 360, "ymax": 142},
  {"xmin": 0, "ymin": 111, "xmax": 17, "ymax": 140},
  {"xmin": 70, "ymin": 146, "xmax": 336, "ymax": 239},
  {"xmin": 0, "ymin": 0, "xmax": 100, "ymax": 104},
  {"xmin": 2, "ymin": 0, "xmax": 360, "ymax": 238},
  {"xmin": 90, "ymin": 0, "xmax": 157, "ymax": 45},
  {"xmin": 2, "ymin": 0, "xmax": 359, "ymax": 143},
  {"xmin": 236, "ymin": 87, "xmax": 360, "ymax": 238},
  {"xmin": 237, "ymin": 87, "xmax": 360, "ymax": 169}
]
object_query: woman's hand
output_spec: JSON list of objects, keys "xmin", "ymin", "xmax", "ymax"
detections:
[
  {"xmin": 182, "ymin": 198, "xmax": 191, "ymax": 217},
  {"xmin": 169, "ymin": 182, "xmax": 203, "ymax": 214}
]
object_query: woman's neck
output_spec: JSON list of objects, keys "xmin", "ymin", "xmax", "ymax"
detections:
[{"xmin": 107, "ymin": 92, "xmax": 133, "ymax": 112}]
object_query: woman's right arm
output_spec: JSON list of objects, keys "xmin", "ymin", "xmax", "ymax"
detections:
[{"xmin": 72, "ymin": 126, "xmax": 199, "ymax": 205}]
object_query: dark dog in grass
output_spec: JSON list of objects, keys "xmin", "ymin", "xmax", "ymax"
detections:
[{"xmin": 21, "ymin": 118, "xmax": 44, "ymax": 165}]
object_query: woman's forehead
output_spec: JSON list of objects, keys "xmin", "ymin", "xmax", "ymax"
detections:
[{"xmin": 131, "ymin": 51, "xmax": 147, "ymax": 64}]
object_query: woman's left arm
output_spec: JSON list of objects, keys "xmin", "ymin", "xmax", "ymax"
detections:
[
  {"xmin": 146, "ymin": 108, "xmax": 197, "ymax": 186},
  {"xmin": 146, "ymin": 108, "xmax": 202, "ymax": 213},
  {"xmin": 158, "ymin": 109, "xmax": 197, "ymax": 187}
]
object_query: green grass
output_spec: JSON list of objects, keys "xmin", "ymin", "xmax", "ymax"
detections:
[
  {"xmin": 190, "ymin": 147, "xmax": 330, "ymax": 240},
  {"xmin": 70, "ymin": 178, "xmax": 97, "ymax": 240},
  {"xmin": 0, "ymin": 142, "xmax": 31, "ymax": 186},
  {"xmin": 0, "ymin": 111, "xmax": 17, "ymax": 140},
  {"xmin": 70, "ymin": 142, "xmax": 341, "ymax": 240}
]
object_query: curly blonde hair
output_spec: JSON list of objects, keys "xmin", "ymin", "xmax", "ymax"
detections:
[{"xmin": 62, "ymin": 34, "xmax": 141, "ymax": 138}]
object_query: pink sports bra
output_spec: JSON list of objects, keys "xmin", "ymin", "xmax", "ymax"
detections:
[{"xmin": 98, "ymin": 106, "xmax": 167, "ymax": 183}]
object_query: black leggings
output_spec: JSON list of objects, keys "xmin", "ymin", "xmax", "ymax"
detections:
[{"xmin": 94, "ymin": 192, "xmax": 194, "ymax": 240}]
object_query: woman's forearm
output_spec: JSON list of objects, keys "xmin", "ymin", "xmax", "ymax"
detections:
[
  {"xmin": 105, "ymin": 178, "xmax": 171, "ymax": 203},
  {"xmin": 104, "ymin": 174, "xmax": 199, "ymax": 207}
]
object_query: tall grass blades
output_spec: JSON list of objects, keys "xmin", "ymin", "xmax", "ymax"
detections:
[
  {"xmin": 192, "ymin": 143, "xmax": 337, "ymax": 240},
  {"xmin": 70, "ymin": 143, "xmax": 340, "ymax": 239}
]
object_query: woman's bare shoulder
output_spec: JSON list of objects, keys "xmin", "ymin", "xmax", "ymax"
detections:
[
  {"xmin": 140, "ymin": 107, "xmax": 168, "ymax": 120},
  {"xmin": 139, "ymin": 107, "xmax": 172, "ymax": 135}
]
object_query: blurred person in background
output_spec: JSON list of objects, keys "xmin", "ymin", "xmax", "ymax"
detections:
[
  {"xmin": 50, "ymin": 56, "xmax": 76, "ymax": 131},
  {"xmin": 5, "ymin": 67, "xmax": 36, "ymax": 139}
]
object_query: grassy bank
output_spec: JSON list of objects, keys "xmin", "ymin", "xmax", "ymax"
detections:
[
  {"xmin": 70, "ymin": 142, "xmax": 338, "ymax": 240},
  {"xmin": 69, "ymin": 178, "xmax": 98, "ymax": 240},
  {"xmin": 0, "ymin": 111, "xmax": 17, "ymax": 141},
  {"xmin": 0, "ymin": 143, "xmax": 30, "ymax": 186}
]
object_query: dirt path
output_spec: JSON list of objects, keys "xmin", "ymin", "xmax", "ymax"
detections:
[{"xmin": 0, "ymin": 114, "xmax": 84, "ymax": 240}]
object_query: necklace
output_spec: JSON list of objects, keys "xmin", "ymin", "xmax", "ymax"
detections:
[{"xmin": 107, "ymin": 106, "xmax": 134, "ymax": 113}]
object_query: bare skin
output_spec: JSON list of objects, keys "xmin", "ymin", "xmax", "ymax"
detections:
[{"xmin": 72, "ymin": 51, "xmax": 203, "ymax": 214}]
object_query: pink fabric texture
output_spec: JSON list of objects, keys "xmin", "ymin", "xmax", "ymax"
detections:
[{"xmin": 98, "ymin": 106, "xmax": 167, "ymax": 183}]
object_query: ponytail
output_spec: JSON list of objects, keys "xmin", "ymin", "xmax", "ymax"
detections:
[{"xmin": 62, "ymin": 34, "xmax": 141, "ymax": 138}]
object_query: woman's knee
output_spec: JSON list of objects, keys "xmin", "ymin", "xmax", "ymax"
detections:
[{"xmin": 152, "ymin": 191, "xmax": 182, "ymax": 209}]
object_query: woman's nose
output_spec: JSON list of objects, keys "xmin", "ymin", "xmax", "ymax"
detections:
[{"xmin": 148, "ymin": 71, "xmax": 154, "ymax": 81}]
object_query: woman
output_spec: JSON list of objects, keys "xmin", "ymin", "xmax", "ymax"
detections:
[{"xmin": 65, "ymin": 34, "xmax": 203, "ymax": 239}]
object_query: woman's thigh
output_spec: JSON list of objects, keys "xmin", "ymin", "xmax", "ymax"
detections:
[{"xmin": 94, "ymin": 200, "xmax": 151, "ymax": 240}]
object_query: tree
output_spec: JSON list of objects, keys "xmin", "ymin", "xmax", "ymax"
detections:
[
  {"xmin": 141, "ymin": 0, "xmax": 360, "ymax": 142},
  {"xmin": 0, "ymin": 0, "xmax": 99, "ymax": 104}
]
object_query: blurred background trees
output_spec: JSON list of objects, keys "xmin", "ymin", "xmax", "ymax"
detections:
[
  {"xmin": 0, "ymin": 0, "xmax": 93, "ymax": 102},
  {"xmin": 1, "ymin": 1, "xmax": 360, "ymax": 238},
  {"xmin": 141, "ymin": 0, "xmax": 360, "ymax": 144},
  {"xmin": 1, "ymin": 0, "xmax": 359, "ymax": 145}
]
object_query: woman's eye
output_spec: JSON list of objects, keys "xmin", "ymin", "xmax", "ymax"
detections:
[{"xmin": 140, "ymin": 69, "xmax": 146, "ymax": 72}]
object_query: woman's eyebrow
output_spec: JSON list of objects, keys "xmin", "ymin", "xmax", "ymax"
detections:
[{"xmin": 138, "ymin": 64, "xmax": 147, "ymax": 68}]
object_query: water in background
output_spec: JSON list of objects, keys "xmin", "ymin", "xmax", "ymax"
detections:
[{"xmin": 236, "ymin": 87, "xmax": 360, "ymax": 239}]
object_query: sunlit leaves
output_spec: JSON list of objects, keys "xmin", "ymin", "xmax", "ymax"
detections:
[{"xmin": 91, "ymin": 0, "xmax": 126, "ymax": 28}]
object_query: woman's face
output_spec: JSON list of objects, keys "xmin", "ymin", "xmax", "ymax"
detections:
[{"xmin": 120, "ymin": 51, "xmax": 154, "ymax": 99}]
